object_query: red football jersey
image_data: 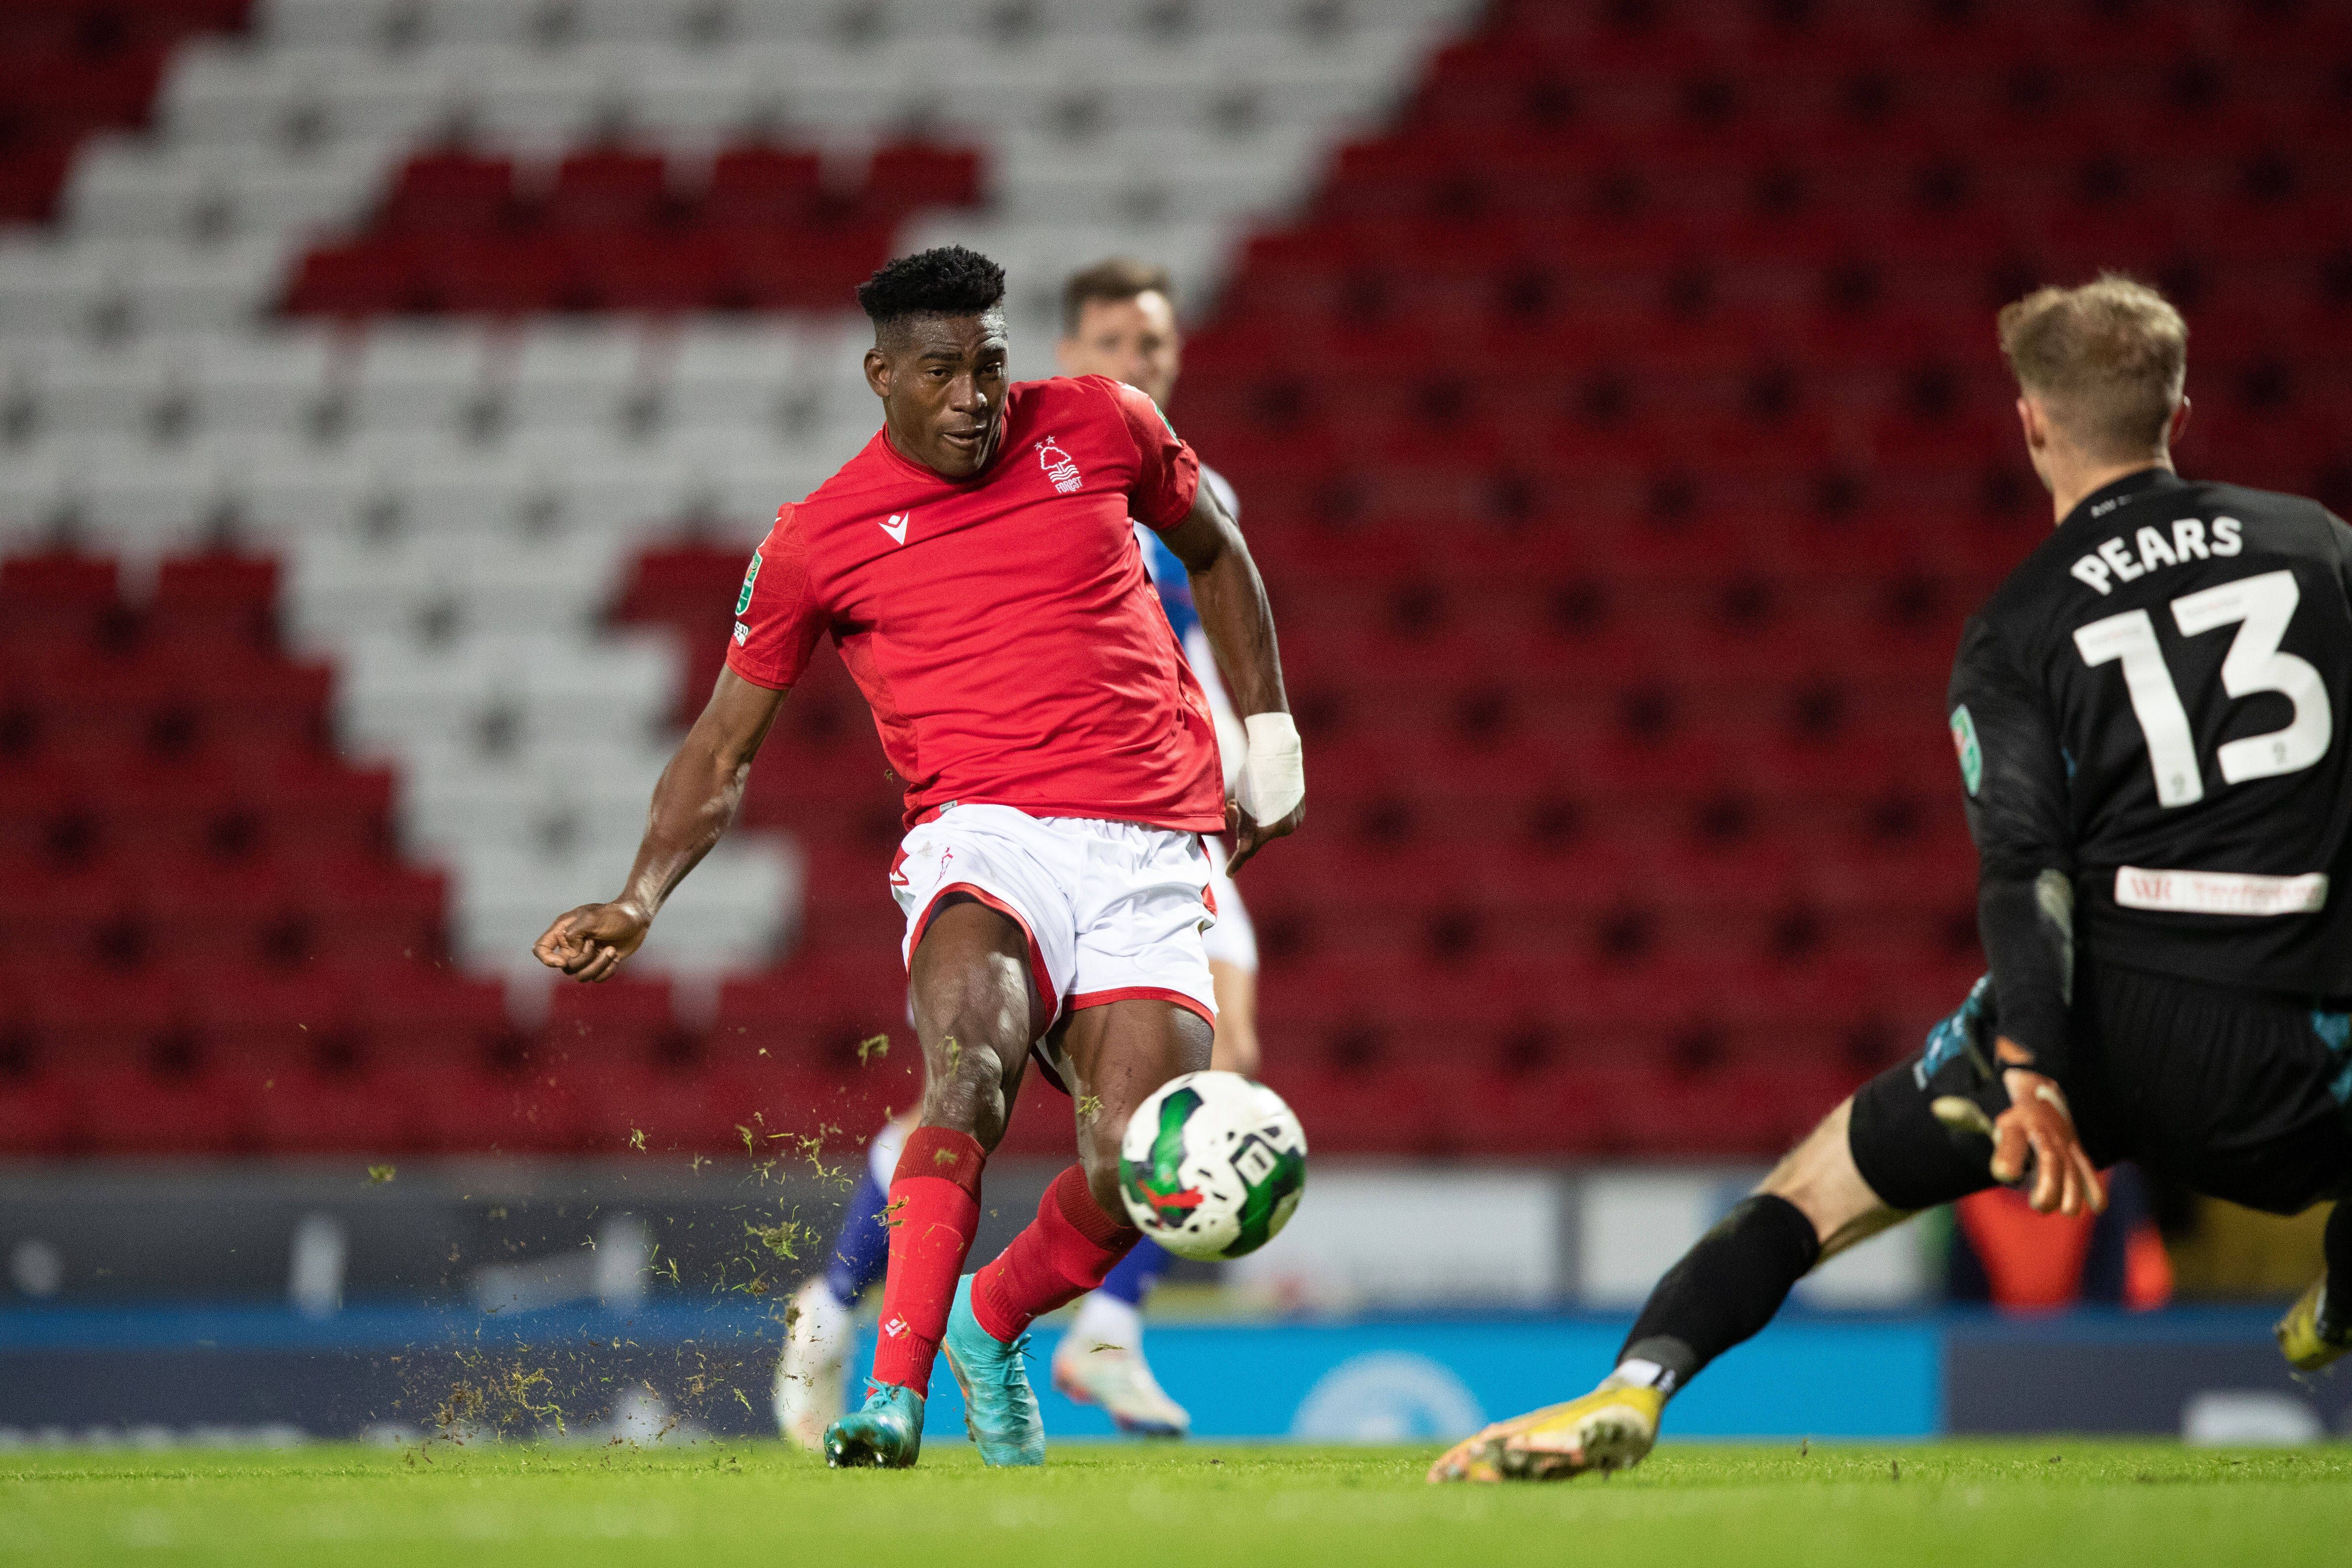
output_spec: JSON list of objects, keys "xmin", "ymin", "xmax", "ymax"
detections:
[{"xmin": 726, "ymin": 374, "xmax": 1225, "ymax": 832}]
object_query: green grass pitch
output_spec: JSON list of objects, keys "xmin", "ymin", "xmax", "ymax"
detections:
[{"xmin": 4, "ymin": 1441, "xmax": 2345, "ymax": 1567}]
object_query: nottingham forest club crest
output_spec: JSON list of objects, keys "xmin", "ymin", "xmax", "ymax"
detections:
[{"xmin": 1036, "ymin": 437, "xmax": 1083, "ymax": 494}]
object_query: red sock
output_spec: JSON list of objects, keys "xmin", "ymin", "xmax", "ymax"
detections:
[
  {"xmin": 868, "ymin": 1126, "xmax": 987, "ymax": 1393},
  {"xmin": 971, "ymin": 1165, "xmax": 1141, "ymax": 1343}
]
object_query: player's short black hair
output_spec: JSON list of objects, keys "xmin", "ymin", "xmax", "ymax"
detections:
[{"xmin": 857, "ymin": 245, "xmax": 1007, "ymax": 333}]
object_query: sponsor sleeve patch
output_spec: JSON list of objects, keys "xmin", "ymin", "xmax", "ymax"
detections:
[
  {"xmin": 1950, "ymin": 704, "xmax": 1983, "ymax": 796},
  {"xmin": 735, "ymin": 548, "xmax": 763, "ymax": 615}
]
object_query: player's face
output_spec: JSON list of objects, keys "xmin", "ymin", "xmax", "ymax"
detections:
[
  {"xmin": 867, "ymin": 310, "xmax": 1010, "ymax": 479},
  {"xmin": 1056, "ymin": 292, "xmax": 1181, "ymax": 409}
]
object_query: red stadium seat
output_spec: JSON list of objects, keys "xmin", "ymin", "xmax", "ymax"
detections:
[
  {"xmin": 864, "ymin": 140, "xmax": 983, "ymax": 212},
  {"xmin": 710, "ymin": 953, "xmax": 909, "ymax": 1069},
  {"xmin": 377, "ymin": 148, "xmax": 522, "ymax": 231},
  {"xmin": 0, "ymin": 1069, "xmax": 75, "ymax": 1155},
  {"xmin": 541, "ymin": 976, "xmax": 684, "ymax": 1062},
  {"xmin": 1261, "ymin": 1061, "xmax": 1446, "ymax": 1157},
  {"xmin": 193, "ymin": 965, "xmax": 362, "ymax": 1069},
  {"xmin": 397, "ymin": 1059, "xmax": 589, "ymax": 1154},
  {"xmin": 70, "ymin": 1064, "xmax": 248, "ymax": 1155},
  {"xmin": 703, "ymin": 143, "xmax": 826, "ymax": 226},
  {"xmin": 544, "ymin": 146, "xmax": 674, "ymax": 230},
  {"xmin": 249, "ymin": 1063, "xmax": 417, "ymax": 1154},
  {"xmin": 151, "ymin": 550, "xmax": 277, "ymax": 642},
  {"xmin": 344, "ymin": 960, "xmax": 509, "ymax": 1059}
]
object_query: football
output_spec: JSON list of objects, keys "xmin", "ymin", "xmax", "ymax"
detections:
[{"xmin": 1117, "ymin": 1071, "xmax": 1308, "ymax": 1262}]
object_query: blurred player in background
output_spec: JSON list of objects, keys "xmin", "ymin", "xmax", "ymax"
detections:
[
  {"xmin": 539, "ymin": 246, "xmax": 1302, "ymax": 1470},
  {"xmin": 774, "ymin": 258, "xmax": 1262, "ymax": 1446},
  {"xmin": 1433, "ymin": 276, "xmax": 2352, "ymax": 1483}
]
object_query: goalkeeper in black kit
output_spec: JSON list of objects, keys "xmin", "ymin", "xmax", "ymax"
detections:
[{"xmin": 1433, "ymin": 274, "xmax": 2352, "ymax": 1484}]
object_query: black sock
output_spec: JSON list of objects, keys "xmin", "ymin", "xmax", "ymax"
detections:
[
  {"xmin": 2324, "ymin": 1201, "xmax": 2352, "ymax": 1342},
  {"xmin": 1617, "ymin": 1194, "xmax": 1821, "ymax": 1395}
]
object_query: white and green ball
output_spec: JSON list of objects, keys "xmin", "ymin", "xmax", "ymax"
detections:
[{"xmin": 1116, "ymin": 1070, "xmax": 1307, "ymax": 1262}]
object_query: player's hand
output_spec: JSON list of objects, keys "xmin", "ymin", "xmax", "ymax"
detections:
[
  {"xmin": 1990, "ymin": 1068, "xmax": 2104, "ymax": 1216},
  {"xmin": 1226, "ymin": 712, "xmax": 1303, "ymax": 875},
  {"xmin": 1226, "ymin": 797, "xmax": 1303, "ymax": 875},
  {"xmin": 532, "ymin": 900, "xmax": 652, "ymax": 983}
]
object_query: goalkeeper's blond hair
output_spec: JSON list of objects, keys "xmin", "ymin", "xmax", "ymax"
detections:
[{"xmin": 1997, "ymin": 273, "xmax": 2187, "ymax": 463}]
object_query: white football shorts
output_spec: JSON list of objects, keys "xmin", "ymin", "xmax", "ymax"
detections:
[
  {"xmin": 890, "ymin": 804, "xmax": 1219, "ymax": 1088},
  {"xmin": 1199, "ymin": 834, "xmax": 1258, "ymax": 973}
]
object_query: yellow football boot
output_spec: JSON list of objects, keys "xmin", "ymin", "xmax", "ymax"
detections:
[
  {"xmin": 1427, "ymin": 1381, "xmax": 1664, "ymax": 1484},
  {"xmin": 2275, "ymin": 1276, "xmax": 2348, "ymax": 1374}
]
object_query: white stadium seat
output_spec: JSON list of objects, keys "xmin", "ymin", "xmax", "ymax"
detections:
[
  {"xmin": 189, "ymin": 328, "xmax": 343, "ymax": 440},
  {"xmin": 0, "ymin": 446, "xmax": 70, "ymax": 542},
  {"xmin": 453, "ymin": 834, "xmax": 802, "ymax": 975},
  {"xmin": 0, "ymin": 239, "xmax": 101, "ymax": 338},
  {"xmin": 69, "ymin": 446, "xmax": 234, "ymax": 562},
  {"xmin": 459, "ymin": 55, "xmax": 610, "ymax": 151},
  {"xmin": 572, "ymin": 0, "xmax": 715, "ymax": 44},
  {"xmin": 341, "ymin": 322, "xmax": 498, "ymax": 434},
  {"xmin": 504, "ymin": 324, "xmax": 654, "ymax": 437},
  {"xmin": 70, "ymin": 138, "xmax": 392, "ymax": 244},
  {"xmin": 29, "ymin": 344, "xmax": 178, "ymax": 441},
  {"xmin": 418, "ymin": 0, "xmax": 544, "ymax": 47},
  {"xmin": 260, "ymin": 0, "xmax": 412, "ymax": 48}
]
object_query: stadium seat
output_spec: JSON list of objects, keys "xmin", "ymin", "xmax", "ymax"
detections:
[
  {"xmin": 71, "ymin": 1063, "xmax": 249, "ymax": 1155},
  {"xmin": 541, "ymin": 975, "xmax": 688, "ymax": 1062},
  {"xmin": 0, "ymin": 1067, "xmax": 76, "ymax": 1156}
]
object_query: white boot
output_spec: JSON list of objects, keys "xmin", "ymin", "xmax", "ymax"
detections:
[
  {"xmin": 1051, "ymin": 1292, "xmax": 1190, "ymax": 1437},
  {"xmin": 774, "ymin": 1278, "xmax": 849, "ymax": 1450}
]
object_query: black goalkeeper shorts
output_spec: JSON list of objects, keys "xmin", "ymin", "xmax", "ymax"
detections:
[{"xmin": 1849, "ymin": 961, "xmax": 2352, "ymax": 1217}]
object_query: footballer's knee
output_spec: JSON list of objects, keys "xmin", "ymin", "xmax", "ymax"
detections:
[
  {"xmin": 909, "ymin": 905, "xmax": 1038, "ymax": 1150},
  {"xmin": 1756, "ymin": 1097, "xmax": 1905, "ymax": 1260},
  {"xmin": 911, "ymin": 966, "xmax": 1028, "ymax": 1150}
]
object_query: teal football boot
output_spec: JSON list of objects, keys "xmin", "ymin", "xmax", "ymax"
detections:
[
  {"xmin": 941, "ymin": 1276, "xmax": 1046, "ymax": 1466},
  {"xmin": 823, "ymin": 1382, "xmax": 924, "ymax": 1469}
]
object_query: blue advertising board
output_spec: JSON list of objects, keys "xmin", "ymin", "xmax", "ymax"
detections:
[{"xmin": 869, "ymin": 1315, "xmax": 1942, "ymax": 1443}]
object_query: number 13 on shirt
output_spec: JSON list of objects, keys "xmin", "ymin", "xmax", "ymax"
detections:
[{"xmin": 2074, "ymin": 567, "xmax": 2334, "ymax": 808}]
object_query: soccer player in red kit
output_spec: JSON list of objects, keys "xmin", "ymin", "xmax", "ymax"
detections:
[{"xmin": 531, "ymin": 246, "xmax": 1304, "ymax": 1468}]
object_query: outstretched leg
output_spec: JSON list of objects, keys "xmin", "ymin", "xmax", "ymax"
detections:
[
  {"xmin": 825, "ymin": 900, "xmax": 1041, "ymax": 1468},
  {"xmin": 1430, "ymin": 1098, "xmax": 1909, "ymax": 1483},
  {"xmin": 1620, "ymin": 1099, "xmax": 1905, "ymax": 1393},
  {"xmin": 1431, "ymin": 975, "xmax": 2059, "ymax": 1484}
]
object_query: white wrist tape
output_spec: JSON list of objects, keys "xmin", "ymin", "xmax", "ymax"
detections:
[{"xmin": 1235, "ymin": 711, "xmax": 1304, "ymax": 826}]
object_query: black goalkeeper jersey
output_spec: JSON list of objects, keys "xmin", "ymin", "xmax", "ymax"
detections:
[{"xmin": 1947, "ymin": 466, "xmax": 2352, "ymax": 1075}]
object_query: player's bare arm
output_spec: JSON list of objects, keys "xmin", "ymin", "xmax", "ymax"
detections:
[
  {"xmin": 1157, "ymin": 483, "xmax": 1301, "ymax": 872},
  {"xmin": 530, "ymin": 667, "xmax": 786, "ymax": 982}
]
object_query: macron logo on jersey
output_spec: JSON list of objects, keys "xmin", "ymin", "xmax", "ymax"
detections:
[
  {"xmin": 880, "ymin": 511, "xmax": 911, "ymax": 545},
  {"xmin": 1037, "ymin": 437, "xmax": 1083, "ymax": 494}
]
